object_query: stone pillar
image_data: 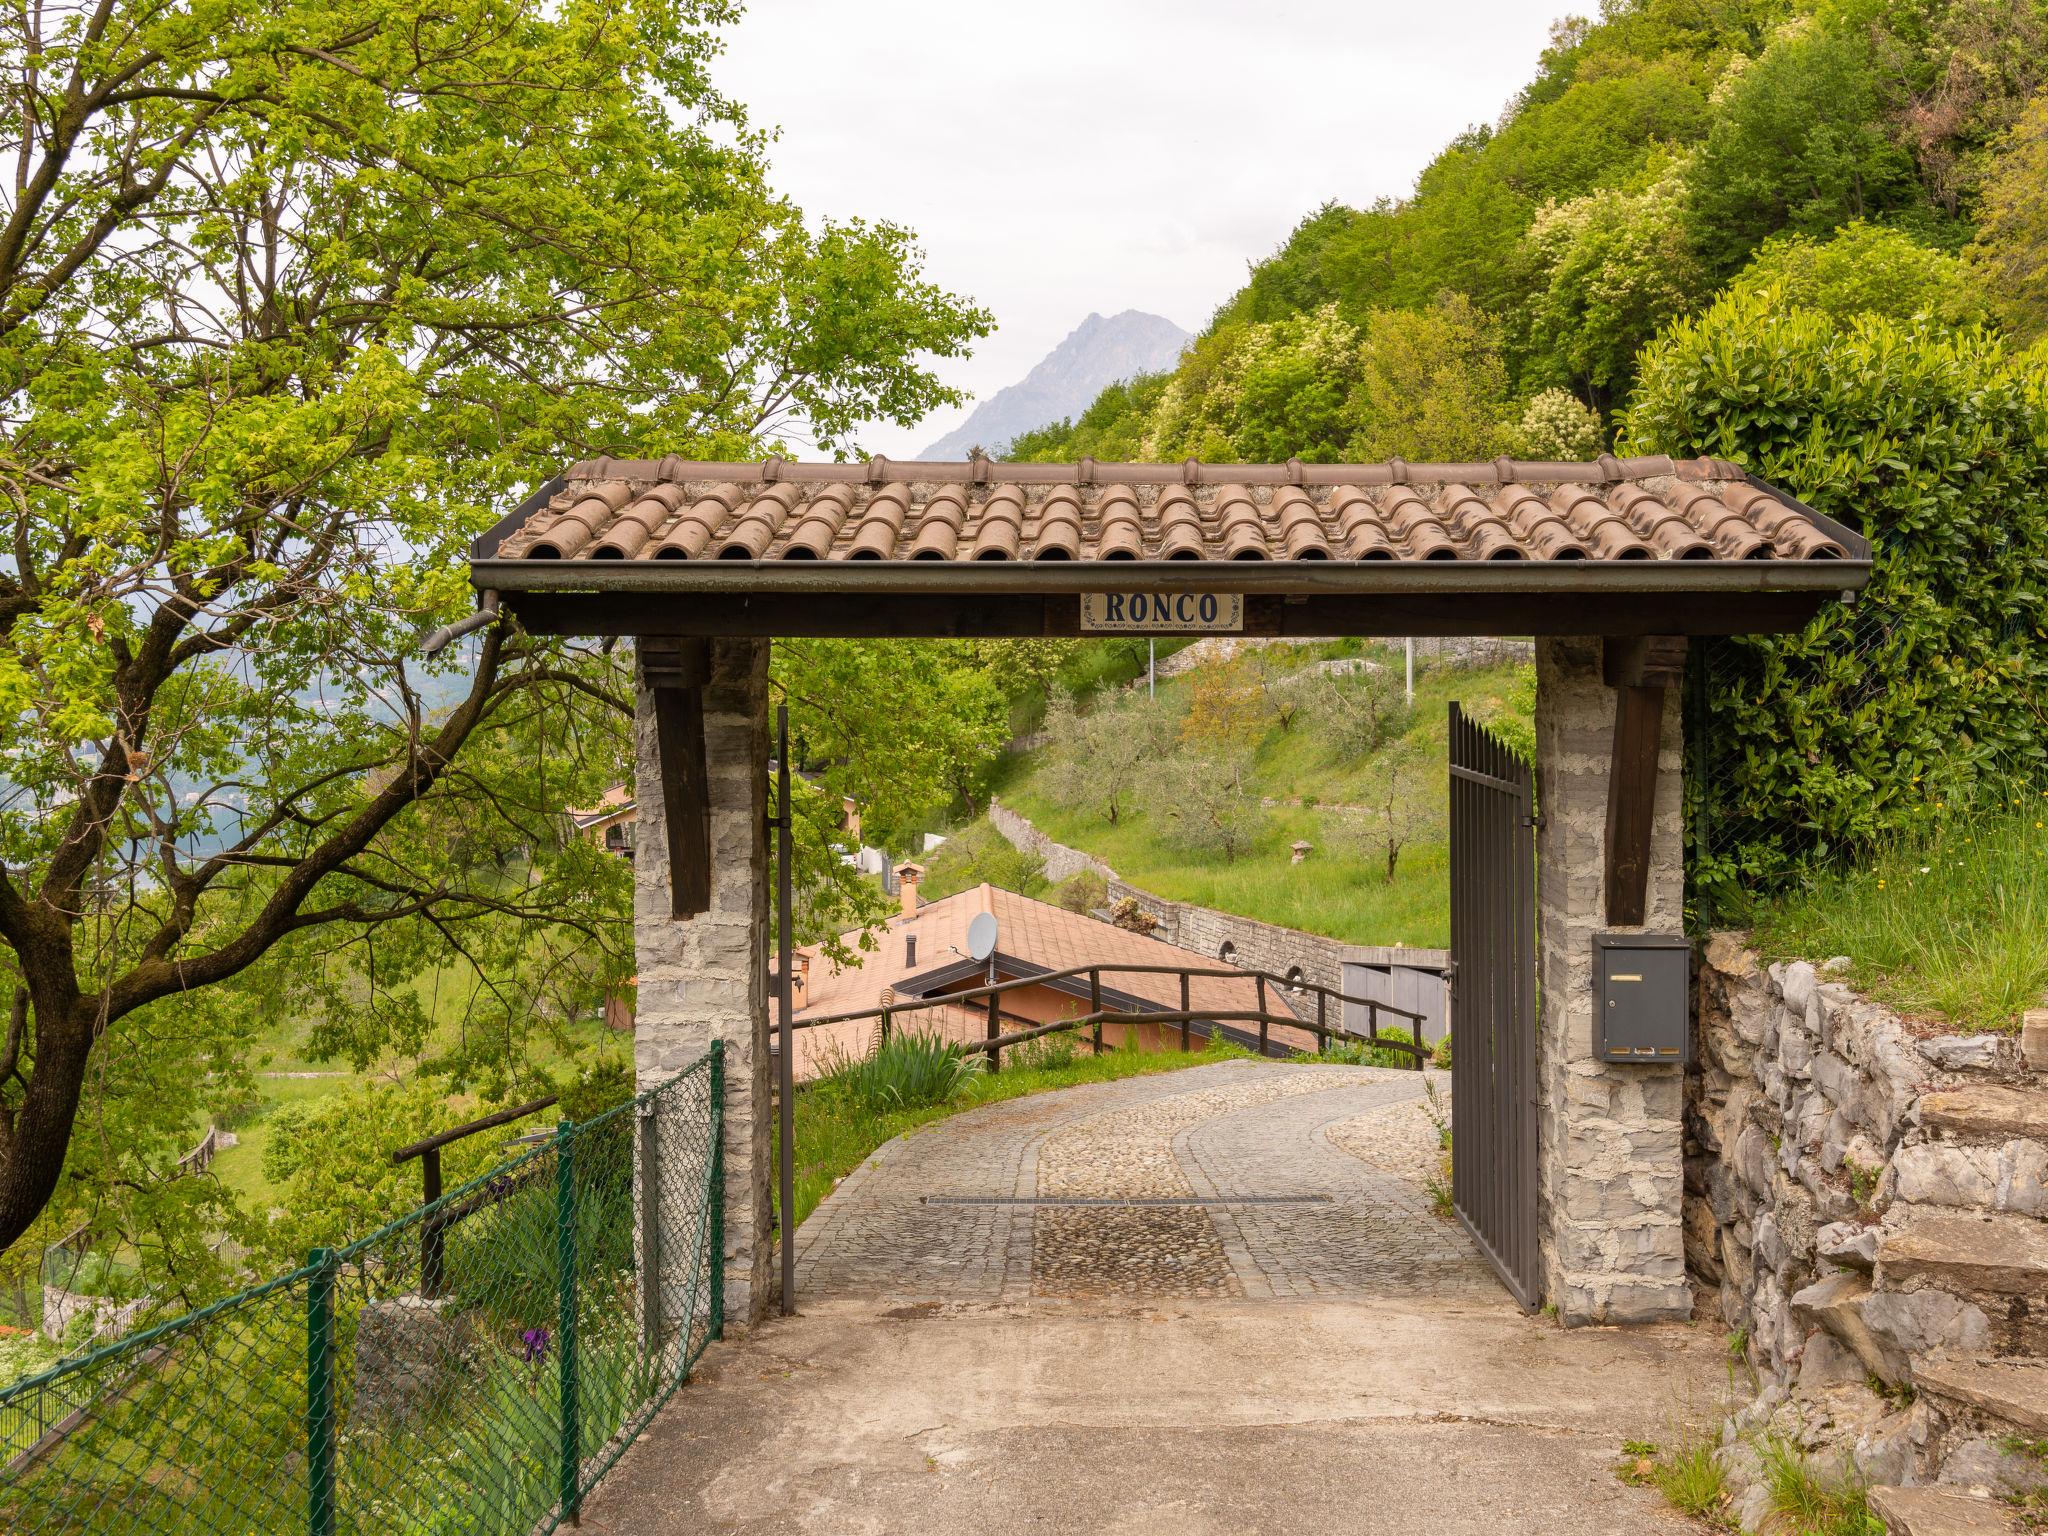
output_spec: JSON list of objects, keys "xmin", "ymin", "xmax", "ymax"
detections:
[
  {"xmin": 1533, "ymin": 637, "xmax": 1690, "ymax": 1325},
  {"xmin": 633, "ymin": 638, "xmax": 772, "ymax": 1325}
]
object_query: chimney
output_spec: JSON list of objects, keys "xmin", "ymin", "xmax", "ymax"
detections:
[
  {"xmin": 896, "ymin": 862, "xmax": 924, "ymax": 921},
  {"xmin": 791, "ymin": 952, "xmax": 809, "ymax": 1011}
]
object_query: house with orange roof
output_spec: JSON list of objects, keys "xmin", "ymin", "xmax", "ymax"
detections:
[{"xmin": 777, "ymin": 864, "xmax": 1320, "ymax": 1080}]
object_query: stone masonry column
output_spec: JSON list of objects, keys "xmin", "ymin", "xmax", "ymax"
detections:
[
  {"xmin": 1533, "ymin": 637, "xmax": 1690, "ymax": 1325},
  {"xmin": 633, "ymin": 638, "xmax": 773, "ymax": 1325}
]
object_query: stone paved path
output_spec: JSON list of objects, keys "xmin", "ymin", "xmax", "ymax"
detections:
[
  {"xmin": 588, "ymin": 1061, "xmax": 1729, "ymax": 1535},
  {"xmin": 794, "ymin": 1060, "xmax": 1499, "ymax": 1303}
]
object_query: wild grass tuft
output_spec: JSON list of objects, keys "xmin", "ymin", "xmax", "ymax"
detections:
[
  {"xmin": 1752, "ymin": 797, "xmax": 2048, "ymax": 1032},
  {"xmin": 821, "ymin": 1031, "xmax": 981, "ymax": 1115},
  {"xmin": 1617, "ymin": 1431, "xmax": 1733, "ymax": 1528},
  {"xmin": 1757, "ymin": 1435, "xmax": 1885, "ymax": 1535}
]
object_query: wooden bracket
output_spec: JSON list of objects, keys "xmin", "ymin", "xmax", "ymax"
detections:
[
  {"xmin": 1601, "ymin": 636, "xmax": 1686, "ymax": 926},
  {"xmin": 644, "ymin": 639, "xmax": 712, "ymax": 919}
]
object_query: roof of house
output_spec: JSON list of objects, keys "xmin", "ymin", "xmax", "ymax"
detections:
[
  {"xmin": 476, "ymin": 455, "xmax": 1865, "ymax": 574},
  {"xmin": 781, "ymin": 881, "xmax": 1295, "ymax": 1032},
  {"xmin": 567, "ymin": 784, "xmax": 634, "ymax": 829}
]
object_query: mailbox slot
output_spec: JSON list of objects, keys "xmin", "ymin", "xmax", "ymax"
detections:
[{"xmin": 1595, "ymin": 932, "xmax": 1691, "ymax": 1065}]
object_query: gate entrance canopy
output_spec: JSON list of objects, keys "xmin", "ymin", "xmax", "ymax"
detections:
[
  {"xmin": 463, "ymin": 456, "xmax": 1872, "ymax": 1328},
  {"xmin": 470, "ymin": 455, "xmax": 1869, "ymax": 640}
]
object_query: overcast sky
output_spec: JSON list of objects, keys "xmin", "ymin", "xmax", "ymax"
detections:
[{"xmin": 716, "ymin": 1, "xmax": 1560, "ymax": 459}]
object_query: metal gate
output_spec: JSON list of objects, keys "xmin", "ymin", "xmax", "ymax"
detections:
[{"xmin": 1447, "ymin": 702, "xmax": 1541, "ymax": 1310}]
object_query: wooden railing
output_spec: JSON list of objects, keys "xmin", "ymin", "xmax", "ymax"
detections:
[
  {"xmin": 789, "ymin": 962, "xmax": 1431, "ymax": 1072},
  {"xmin": 391, "ymin": 1094, "xmax": 559, "ymax": 1297}
]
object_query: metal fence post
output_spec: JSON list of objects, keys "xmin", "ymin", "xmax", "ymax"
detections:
[
  {"xmin": 305, "ymin": 1247, "xmax": 337, "ymax": 1536},
  {"xmin": 1179, "ymin": 973, "xmax": 1191, "ymax": 1052},
  {"xmin": 1089, "ymin": 969, "xmax": 1103, "ymax": 1055},
  {"xmin": 708, "ymin": 1040, "xmax": 726, "ymax": 1340},
  {"xmin": 555, "ymin": 1121, "xmax": 581, "ymax": 1526},
  {"xmin": 637, "ymin": 1102, "xmax": 661, "ymax": 1363},
  {"xmin": 420, "ymin": 1146, "xmax": 444, "ymax": 1298},
  {"xmin": 985, "ymin": 988, "xmax": 1000, "ymax": 1073},
  {"xmin": 1256, "ymin": 975, "xmax": 1269, "ymax": 1057}
]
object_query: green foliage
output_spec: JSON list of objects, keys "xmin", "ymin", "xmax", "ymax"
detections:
[
  {"xmin": 1968, "ymin": 85, "xmax": 2048, "ymax": 341},
  {"xmin": 1686, "ymin": 22, "xmax": 1925, "ymax": 278},
  {"xmin": 1043, "ymin": 686, "xmax": 1175, "ymax": 826},
  {"xmin": 1752, "ymin": 798, "xmax": 2048, "ymax": 1031},
  {"xmin": 1653, "ymin": 1437, "xmax": 1732, "ymax": 1521},
  {"xmin": 1315, "ymin": 1027, "xmax": 1424, "ymax": 1069},
  {"xmin": 821, "ymin": 1032, "xmax": 981, "ymax": 1116},
  {"xmin": 1009, "ymin": 373, "xmax": 1175, "ymax": 462},
  {"xmin": 0, "ymin": 0, "xmax": 991, "ymax": 1266},
  {"xmin": 1757, "ymin": 1434, "xmax": 1886, "ymax": 1535},
  {"xmin": 918, "ymin": 819, "xmax": 1049, "ymax": 902},
  {"xmin": 1050, "ymin": 870, "xmax": 1109, "ymax": 914},
  {"xmin": 1510, "ymin": 388, "xmax": 1607, "ymax": 459},
  {"xmin": 1626, "ymin": 289, "xmax": 2048, "ymax": 904},
  {"xmin": 1353, "ymin": 293, "xmax": 1514, "ymax": 460},
  {"xmin": 1734, "ymin": 221, "xmax": 1987, "ymax": 325},
  {"xmin": 1520, "ymin": 168, "xmax": 1707, "ymax": 402}
]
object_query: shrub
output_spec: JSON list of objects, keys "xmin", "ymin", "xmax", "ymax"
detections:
[
  {"xmin": 1626, "ymin": 290, "xmax": 2048, "ymax": 912},
  {"xmin": 823, "ymin": 1032, "xmax": 980, "ymax": 1115},
  {"xmin": 1431, "ymin": 1033, "xmax": 1452, "ymax": 1071},
  {"xmin": 1319, "ymin": 1027, "xmax": 1423, "ymax": 1070},
  {"xmin": 1511, "ymin": 387, "xmax": 1604, "ymax": 460},
  {"xmin": 1050, "ymin": 869, "xmax": 1107, "ymax": 914}
]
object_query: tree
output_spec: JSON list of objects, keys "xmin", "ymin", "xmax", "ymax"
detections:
[
  {"xmin": 1041, "ymin": 687, "xmax": 1172, "ymax": 826},
  {"xmin": 1328, "ymin": 748, "xmax": 1444, "ymax": 884},
  {"xmin": 1149, "ymin": 752, "xmax": 1265, "ymax": 864},
  {"xmin": 1733, "ymin": 222, "xmax": 1986, "ymax": 327},
  {"xmin": 1301, "ymin": 661, "xmax": 1410, "ymax": 760},
  {"xmin": 1968, "ymin": 86, "xmax": 2048, "ymax": 341},
  {"xmin": 1684, "ymin": 22, "xmax": 1924, "ymax": 279},
  {"xmin": 1519, "ymin": 169, "xmax": 1705, "ymax": 408},
  {"xmin": 0, "ymin": 0, "xmax": 989, "ymax": 1255},
  {"xmin": 1178, "ymin": 654, "xmax": 1270, "ymax": 767},
  {"xmin": 1509, "ymin": 388, "xmax": 1605, "ymax": 460},
  {"xmin": 1353, "ymin": 294, "xmax": 1513, "ymax": 462}
]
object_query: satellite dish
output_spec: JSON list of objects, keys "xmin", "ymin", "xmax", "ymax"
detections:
[{"xmin": 966, "ymin": 912, "xmax": 999, "ymax": 963}]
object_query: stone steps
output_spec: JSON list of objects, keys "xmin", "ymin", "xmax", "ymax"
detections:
[
  {"xmin": 1912, "ymin": 1356, "xmax": 2048, "ymax": 1437},
  {"xmin": 1877, "ymin": 1212, "xmax": 2048, "ymax": 1302},
  {"xmin": 1919, "ymin": 1085, "xmax": 2048, "ymax": 1143},
  {"xmin": 1867, "ymin": 1485, "xmax": 2024, "ymax": 1535}
]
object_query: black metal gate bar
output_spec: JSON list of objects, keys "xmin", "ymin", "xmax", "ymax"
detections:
[{"xmin": 1448, "ymin": 702, "xmax": 1541, "ymax": 1311}]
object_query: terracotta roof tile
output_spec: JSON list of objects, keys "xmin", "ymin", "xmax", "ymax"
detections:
[{"xmin": 487, "ymin": 457, "xmax": 1854, "ymax": 567}]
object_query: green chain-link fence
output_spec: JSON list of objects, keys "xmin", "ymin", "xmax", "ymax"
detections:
[{"xmin": 0, "ymin": 1044, "xmax": 724, "ymax": 1534}]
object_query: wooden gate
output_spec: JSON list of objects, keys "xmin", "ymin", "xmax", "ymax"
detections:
[{"xmin": 1447, "ymin": 703, "xmax": 1541, "ymax": 1310}]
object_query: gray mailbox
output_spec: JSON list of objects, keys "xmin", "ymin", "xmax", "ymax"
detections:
[{"xmin": 1594, "ymin": 933, "xmax": 1691, "ymax": 1064}]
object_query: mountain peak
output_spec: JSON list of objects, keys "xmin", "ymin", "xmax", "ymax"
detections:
[{"xmin": 921, "ymin": 311, "xmax": 1189, "ymax": 460}]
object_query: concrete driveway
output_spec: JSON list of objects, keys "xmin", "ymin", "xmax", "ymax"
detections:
[{"xmin": 584, "ymin": 1063, "xmax": 1727, "ymax": 1534}]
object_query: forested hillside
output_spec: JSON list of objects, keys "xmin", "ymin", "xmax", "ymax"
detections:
[{"xmin": 1014, "ymin": 0, "xmax": 2048, "ymax": 911}]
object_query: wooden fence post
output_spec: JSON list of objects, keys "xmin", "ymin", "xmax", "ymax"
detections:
[
  {"xmin": 1256, "ymin": 975, "xmax": 1269, "ymax": 1057},
  {"xmin": 1179, "ymin": 973, "xmax": 1191, "ymax": 1052},
  {"xmin": 1089, "ymin": 969, "xmax": 1103, "ymax": 1055}
]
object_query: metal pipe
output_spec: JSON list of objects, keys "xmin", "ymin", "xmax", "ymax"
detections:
[
  {"xmin": 420, "ymin": 589, "xmax": 500, "ymax": 658},
  {"xmin": 775, "ymin": 705, "xmax": 795, "ymax": 1317}
]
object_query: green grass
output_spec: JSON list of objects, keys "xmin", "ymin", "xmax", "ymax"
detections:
[
  {"xmin": 1751, "ymin": 799, "xmax": 2048, "ymax": 1032},
  {"xmin": 983, "ymin": 651, "xmax": 1533, "ymax": 947},
  {"xmin": 774, "ymin": 1036, "xmax": 1255, "ymax": 1233},
  {"xmin": 1756, "ymin": 1435, "xmax": 1885, "ymax": 1535}
]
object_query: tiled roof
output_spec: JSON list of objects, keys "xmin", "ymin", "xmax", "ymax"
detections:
[
  {"xmin": 486, "ymin": 456, "xmax": 1853, "ymax": 566},
  {"xmin": 780, "ymin": 882, "xmax": 1318, "ymax": 1078}
]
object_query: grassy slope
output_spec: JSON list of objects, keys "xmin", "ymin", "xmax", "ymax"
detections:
[
  {"xmin": 1750, "ymin": 799, "xmax": 2048, "ymax": 1033},
  {"xmin": 990, "ymin": 646, "xmax": 1533, "ymax": 947}
]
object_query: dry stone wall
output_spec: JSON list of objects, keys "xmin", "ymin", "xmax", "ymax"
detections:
[
  {"xmin": 984, "ymin": 797, "xmax": 1348, "ymax": 1001},
  {"xmin": 1689, "ymin": 937, "xmax": 2047, "ymax": 1524}
]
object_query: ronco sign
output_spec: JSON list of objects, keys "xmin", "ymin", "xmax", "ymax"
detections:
[{"xmin": 1079, "ymin": 592, "xmax": 1244, "ymax": 634}]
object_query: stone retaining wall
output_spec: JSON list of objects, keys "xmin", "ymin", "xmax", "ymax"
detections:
[
  {"xmin": 1688, "ymin": 936, "xmax": 2047, "ymax": 1524},
  {"xmin": 984, "ymin": 798, "xmax": 1349, "ymax": 999}
]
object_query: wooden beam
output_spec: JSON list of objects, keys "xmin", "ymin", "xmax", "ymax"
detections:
[
  {"xmin": 1602, "ymin": 634, "xmax": 1688, "ymax": 689},
  {"xmin": 506, "ymin": 591, "xmax": 1829, "ymax": 640},
  {"xmin": 1601, "ymin": 636, "xmax": 1685, "ymax": 926},
  {"xmin": 648, "ymin": 642, "xmax": 712, "ymax": 919}
]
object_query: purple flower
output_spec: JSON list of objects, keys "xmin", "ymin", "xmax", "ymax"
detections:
[{"xmin": 521, "ymin": 1327, "xmax": 551, "ymax": 1364}]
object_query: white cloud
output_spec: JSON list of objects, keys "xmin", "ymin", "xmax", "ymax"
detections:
[{"xmin": 717, "ymin": 0, "xmax": 1557, "ymax": 456}]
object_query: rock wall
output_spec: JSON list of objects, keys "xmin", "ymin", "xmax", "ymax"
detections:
[
  {"xmin": 1689, "ymin": 937, "xmax": 2047, "ymax": 1522},
  {"xmin": 984, "ymin": 797, "xmax": 1349, "ymax": 1001},
  {"xmin": 986, "ymin": 798, "xmax": 1112, "ymax": 885}
]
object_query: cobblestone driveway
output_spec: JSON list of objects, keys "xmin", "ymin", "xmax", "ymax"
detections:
[{"xmin": 793, "ymin": 1060, "xmax": 1500, "ymax": 1302}]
